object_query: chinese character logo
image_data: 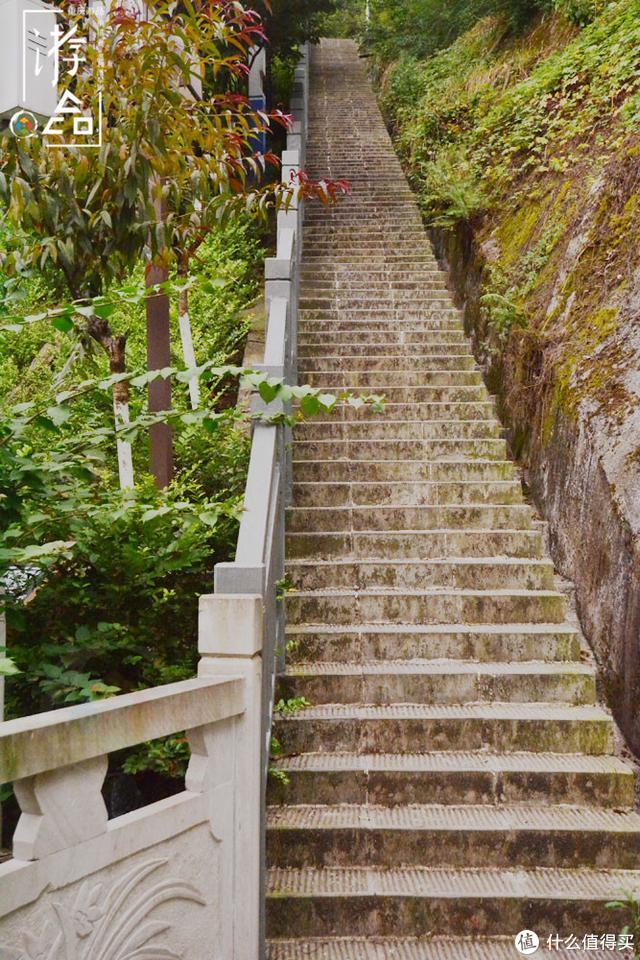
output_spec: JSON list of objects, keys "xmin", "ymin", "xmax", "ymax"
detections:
[
  {"xmin": 9, "ymin": 110, "xmax": 39, "ymax": 139},
  {"xmin": 515, "ymin": 930, "xmax": 540, "ymax": 955},
  {"xmin": 22, "ymin": 8, "xmax": 103, "ymax": 147}
]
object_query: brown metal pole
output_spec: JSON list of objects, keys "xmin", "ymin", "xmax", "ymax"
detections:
[{"xmin": 145, "ymin": 258, "xmax": 173, "ymax": 488}]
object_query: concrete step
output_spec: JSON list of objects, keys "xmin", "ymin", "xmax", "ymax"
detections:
[
  {"xmin": 298, "ymin": 322, "xmax": 464, "ymax": 334},
  {"xmin": 266, "ymin": 803, "xmax": 640, "ymax": 869},
  {"xmin": 300, "ymin": 275, "xmax": 447, "ymax": 286},
  {"xmin": 291, "ymin": 459, "xmax": 517, "ymax": 483},
  {"xmin": 291, "ymin": 480, "xmax": 523, "ymax": 507},
  {"xmin": 267, "ymin": 937, "xmax": 619, "ymax": 959},
  {"xmin": 299, "ymin": 291, "xmax": 450, "ymax": 304},
  {"xmin": 301, "ymin": 389, "xmax": 489, "ymax": 407},
  {"xmin": 285, "ymin": 558, "xmax": 554, "ymax": 590},
  {"xmin": 284, "ymin": 623, "xmax": 581, "ymax": 663},
  {"xmin": 278, "ymin": 660, "xmax": 595, "ymax": 706},
  {"xmin": 293, "ymin": 438, "xmax": 508, "ymax": 461},
  {"xmin": 286, "ymin": 529, "xmax": 544, "ymax": 561},
  {"xmin": 300, "ymin": 311, "xmax": 460, "ymax": 323},
  {"xmin": 302, "ymin": 373, "xmax": 485, "ymax": 390},
  {"xmin": 266, "ymin": 865, "xmax": 640, "ymax": 937},
  {"xmin": 273, "ymin": 702, "xmax": 613, "ymax": 755},
  {"xmin": 304, "ymin": 403, "xmax": 496, "ymax": 421},
  {"xmin": 285, "ymin": 588, "xmax": 566, "ymax": 627},
  {"xmin": 298, "ymin": 335, "xmax": 468, "ymax": 348},
  {"xmin": 294, "ymin": 421, "xmax": 501, "ymax": 441},
  {"xmin": 300, "ymin": 357, "xmax": 477, "ymax": 375},
  {"xmin": 299, "ymin": 342, "xmax": 471, "ymax": 356},
  {"xmin": 286, "ymin": 504, "xmax": 533, "ymax": 532},
  {"xmin": 300, "ymin": 261, "xmax": 446, "ymax": 285},
  {"xmin": 268, "ymin": 751, "xmax": 634, "ymax": 808}
]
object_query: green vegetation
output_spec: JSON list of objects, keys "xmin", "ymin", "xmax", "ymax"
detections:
[
  {"xmin": 371, "ymin": 0, "xmax": 640, "ymax": 442},
  {"xmin": 0, "ymin": 1, "xmax": 355, "ymax": 817}
]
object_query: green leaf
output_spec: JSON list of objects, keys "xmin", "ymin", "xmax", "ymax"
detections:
[
  {"xmin": 94, "ymin": 303, "xmax": 117, "ymax": 319},
  {"xmin": 300, "ymin": 394, "xmax": 321, "ymax": 417},
  {"xmin": 46, "ymin": 405, "xmax": 72, "ymax": 426},
  {"xmin": 201, "ymin": 278, "xmax": 227, "ymax": 293},
  {"xmin": 51, "ymin": 314, "xmax": 75, "ymax": 333},
  {"xmin": 258, "ymin": 380, "xmax": 279, "ymax": 404},
  {"xmin": 0, "ymin": 657, "xmax": 21, "ymax": 677}
]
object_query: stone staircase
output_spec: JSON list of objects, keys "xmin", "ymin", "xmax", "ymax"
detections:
[{"xmin": 266, "ymin": 39, "xmax": 640, "ymax": 958}]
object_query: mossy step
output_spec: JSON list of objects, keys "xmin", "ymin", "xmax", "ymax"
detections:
[
  {"xmin": 273, "ymin": 702, "xmax": 613, "ymax": 755},
  {"xmin": 267, "ymin": 938, "xmax": 617, "ymax": 959},
  {"xmin": 305, "ymin": 390, "xmax": 492, "ymax": 408},
  {"xmin": 285, "ymin": 588, "xmax": 566, "ymax": 627},
  {"xmin": 299, "ymin": 337, "xmax": 468, "ymax": 350},
  {"xmin": 284, "ymin": 623, "xmax": 580, "ymax": 663},
  {"xmin": 293, "ymin": 438, "xmax": 507, "ymax": 461},
  {"xmin": 286, "ymin": 529, "xmax": 543, "ymax": 561},
  {"xmin": 297, "ymin": 402, "xmax": 497, "ymax": 422},
  {"xmin": 298, "ymin": 321, "xmax": 464, "ymax": 332},
  {"xmin": 278, "ymin": 659, "xmax": 595, "ymax": 706},
  {"xmin": 291, "ymin": 480, "xmax": 522, "ymax": 507},
  {"xmin": 299, "ymin": 311, "xmax": 459, "ymax": 323},
  {"xmin": 302, "ymin": 373, "xmax": 484, "ymax": 390},
  {"xmin": 268, "ymin": 751, "xmax": 633, "ymax": 808},
  {"xmin": 294, "ymin": 421, "xmax": 501, "ymax": 442},
  {"xmin": 266, "ymin": 803, "xmax": 640, "ymax": 869},
  {"xmin": 291, "ymin": 459, "xmax": 517, "ymax": 483},
  {"xmin": 299, "ymin": 358, "xmax": 477, "ymax": 376},
  {"xmin": 285, "ymin": 558, "xmax": 554, "ymax": 591},
  {"xmin": 286, "ymin": 504, "xmax": 533, "ymax": 533},
  {"xmin": 266, "ymin": 865, "xmax": 640, "ymax": 937}
]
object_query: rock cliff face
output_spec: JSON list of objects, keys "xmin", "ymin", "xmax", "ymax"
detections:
[{"xmin": 432, "ymin": 218, "xmax": 640, "ymax": 751}]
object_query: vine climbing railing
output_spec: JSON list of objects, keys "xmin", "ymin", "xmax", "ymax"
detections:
[{"xmin": 0, "ymin": 44, "xmax": 310, "ymax": 960}]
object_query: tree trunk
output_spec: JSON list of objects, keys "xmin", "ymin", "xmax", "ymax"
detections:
[
  {"xmin": 178, "ymin": 266, "xmax": 200, "ymax": 410},
  {"xmin": 86, "ymin": 316, "xmax": 134, "ymax": 490},
  {"xmin": 108, "ymin": 335, "xmax": 135, "ymax": 490},
  {"xmin": 145, "ymin": 260, "xmax": 173, "ymax": 488}
]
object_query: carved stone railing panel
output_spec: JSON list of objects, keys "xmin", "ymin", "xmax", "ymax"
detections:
[{"xmin": 0, "ymin": 675, "xmax": 248, "ymax": 959}]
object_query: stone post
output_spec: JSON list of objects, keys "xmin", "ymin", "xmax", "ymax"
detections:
[{"xmin": 198, "ymin": 593, "xmax": 264, "ymax": 960}]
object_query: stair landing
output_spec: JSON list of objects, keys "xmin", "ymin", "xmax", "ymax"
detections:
[{"xmin": 266, "ymin": 38, "xmax": 640, "ymax": 957}]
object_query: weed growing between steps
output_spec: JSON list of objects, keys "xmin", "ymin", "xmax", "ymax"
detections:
[{"xmin": 270, "ymin": 697, "xmax": 311, "ymax": 787}]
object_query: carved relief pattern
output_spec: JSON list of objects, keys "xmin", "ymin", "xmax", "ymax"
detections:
[{"xmin": 1, "ymin": 858, "xmax": 206, "ymax": 960}]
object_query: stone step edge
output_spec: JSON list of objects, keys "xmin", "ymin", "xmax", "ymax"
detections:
[
  {"xmin": 283, "ymin": 660, "xmax": 593, "ymax": 678},
  {"xmin": 265, "ymin": 803, "xmax": 640, "ymax": 832},
  {"xmin": 266, "ymin": 865, "xmax": 640, "ymax": 900},
  {"xmin": 266, "ymin": 938, "xmax": 621, "ymax": 959},
  {"xmin": 270, "ymin": 750, "xmax": 630, "ymax": 777},
  {"xmin": 286, "ymin": 528, "xmax": 540, "ymax": 541},
  {"xmin": 285, "ymin": 558, "xmax": 549, "ymax": 569},
  {"xmin": 286, "ymin": 588, "xmax": 564, "ymax": 600},
  {"xmin": 284, "ymin": 623, "xmax": 578, "ymax": 636},
  {"xmin": 274, "ymin": 703, "xmax": 611, "ymax": 721}
]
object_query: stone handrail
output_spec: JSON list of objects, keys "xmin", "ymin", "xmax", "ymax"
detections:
[
  {"xmin": 0, "ymin": 675, "xmax": 252, "ymax": 956},
  {"xmin": 0, "ymin": 676, "xmax": 243, "ymax": 782},
  {"xmin": 207, "ymin": 43, "xmax": 309, "ymax": 953}
]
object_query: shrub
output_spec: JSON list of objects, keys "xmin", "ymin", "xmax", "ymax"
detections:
[{"xmin": 416, "ymin": 146, "xmax": 488, "ymax": 226}]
